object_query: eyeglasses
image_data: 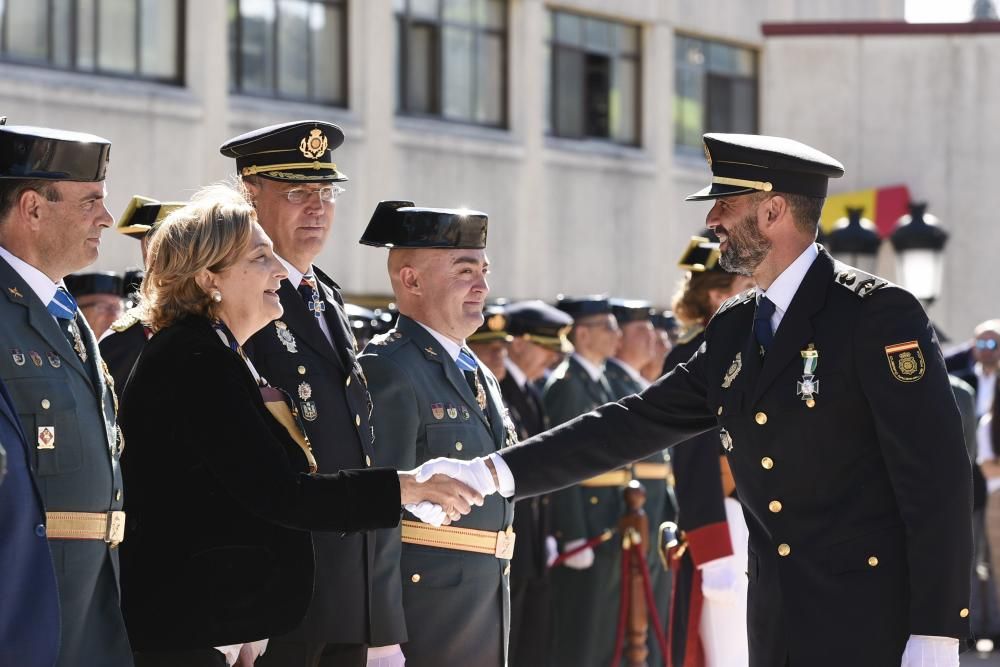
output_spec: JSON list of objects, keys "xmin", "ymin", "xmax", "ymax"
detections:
[
  {"xmin": 976, "ymin": 339, "xmax": 999, "ymax": 351},
  {"xmin": 281, "ymin": 185, "xmax": 345, "ymax": 204}
]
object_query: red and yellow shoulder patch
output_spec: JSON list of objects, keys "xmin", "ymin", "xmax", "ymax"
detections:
[{"xmin": 884, "ymin": 341, "xmax": 925, "ymax": 382}]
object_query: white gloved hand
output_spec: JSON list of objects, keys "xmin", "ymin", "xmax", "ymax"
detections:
[
  {"xmin": 414, "ymin": 456, "xmax": 498, "ymax": 497},
  {"xmin": 561, "ymin": 538, "xmax": 595, "ymax": 570},
  {"xmin": 367, "ymin": 644, "xmax": 406, "ymax": 667},
  {"xmin": 699, "ymin": 555, "xmax": 741, "ymax": 604},
  {"xmin": 545, "ymin": 535, "xmax": 559, "ymax": 568},
  {"xmin": 900, "ymin": 635, "xmax": 959, "ymax": 667},
  {"xmin": 404, "ymin": 501, "xmax": 447, "ymax": 527}
]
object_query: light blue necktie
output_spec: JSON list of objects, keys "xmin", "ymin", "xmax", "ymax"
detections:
[
  {"xmin": 456, "ymin": 348, "xmax": 479, "ymax": 373},
  {"xmin": 48, "ymin": 287, "xmax": 78, "ymax": 320}
]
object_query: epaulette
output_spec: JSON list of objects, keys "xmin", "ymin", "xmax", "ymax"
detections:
[
  {"xmin": 832, "ymin": 265, "xmax": 889, "ymax": 300},
  {"xmin": 549, "ymin": 362, "xmax": 570, "ymax": 381},
  {"xmin": 677, "ymin": 323, "xmax": 706, "ymax": 345},
  {"xmin": 366, "ymin": 328, "xmax": 406, "ymax": 349},
  {"xmin": 713, "ymin": 288, "xmax": 756, "ymax": 318},
  {"xmin": 110, "ymin": 309, "xmax": 143, "ymax": 333}
]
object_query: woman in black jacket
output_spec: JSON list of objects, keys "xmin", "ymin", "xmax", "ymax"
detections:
[{"xmin": 118, "ymin": 185, "xmax": 480, "ymax": 667}]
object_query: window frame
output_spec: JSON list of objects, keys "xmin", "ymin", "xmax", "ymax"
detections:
[
  {"xmin": 229, "ymin": 0, "xmax": 349, "ymax": 108},
  {"xmin": 395, "ymin": 0, "xmax": 509, "ymax": 129},
  {"xmin": 546, "ymin": 9, "xmax": 642, "ymax": 147},
  {"xmin": 673, "ymin": 32, "xmax": 759, "ymax": 156},
  {"xmin": 0, "ymin": 0, "xmax": 186, "ymax": 85}
]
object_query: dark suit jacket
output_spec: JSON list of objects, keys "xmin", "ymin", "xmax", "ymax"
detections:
[
  {"xmin": 244, "ymin": 267, "xmax": 384, "ymax": 646},
  {"xmin": 0, "ymin": 377, "xmax": 60, "ymax": 667},
  {"xmin": 502, "ymin": 248, "xmax": 972, "ymax": 667},
  {"xmin": 99, "ymin": 316, "xmax": 149, "ymax": 392},
  {"xmin": 0, "ymin": 255, "xmax": 131, "ymax": 667},
  {"xmin": 118, "ymin": 315, "xmax": 401, "ymax": 651}
]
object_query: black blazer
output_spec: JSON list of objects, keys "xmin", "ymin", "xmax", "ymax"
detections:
[
  {"xmin": 503, "ymin": 249, "xmax": 972, "ymax": 667},
  {"xmin": 118, "ymin": 315, "xmax": 401, "ymax": 651}
]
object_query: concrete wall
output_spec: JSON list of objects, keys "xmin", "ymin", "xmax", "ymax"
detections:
[
  {"xmin": 0, "ymin": 0, "xmax": 907, "ymax": 314},
  {"xmin": 763, "ymin": 27, "xmax": 1000, "ymax": 340}
]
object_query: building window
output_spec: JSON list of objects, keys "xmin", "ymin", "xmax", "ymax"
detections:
[
  {"xmin": 229, "ymin": 0, "xmax": 347, "ymax": 106},
  {"xmin": 394, "ymin": 0, "xmax": 508, "ymax": 128},
  {"xmin": 546, "ymin": 11, "xmax": 640, "ymax": 146},
  {"xmin": 0, "ymin": 0, "xmax": 183, "ymax": 83},
  {"xmin": 674, "ymin": 35, "xmax": 757, "ymax": 154}
]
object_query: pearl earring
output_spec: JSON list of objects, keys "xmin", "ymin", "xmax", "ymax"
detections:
[{"xmin": 211, "ymin": 291, "xmax": 223, "ymax": 303}]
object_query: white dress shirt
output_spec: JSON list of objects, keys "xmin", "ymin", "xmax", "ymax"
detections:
[
  {"xmin": 504, "ymin": 357, "xmax": 529, "ymax": 390},
  {"xmin": 754, "ymin": 243, "xmax": 818, "ymax": 335},
  {"xmin": 571, "ymin": 352, "xmax": 605, "ymax": 383},
  {"xmin": 417, "ymin": 321, "xmax": 464, "ymax": 363},
  {"xmin": 975, "ymin": 363, "xmax": 996, "ymax": 419}
]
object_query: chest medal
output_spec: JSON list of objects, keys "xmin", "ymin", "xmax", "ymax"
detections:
[
  {"xmin": 721, "ymin": 352, "xmax": 742, "ymax": 389},
  {"xmin": 275, "ymin": 321, "xmax": 298, "ymax": 353},
  {"xmin": 797, "ymin": 345, "xmax": 819, "ymax": 408}
]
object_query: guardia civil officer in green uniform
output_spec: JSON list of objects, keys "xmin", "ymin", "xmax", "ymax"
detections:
[
  {"xmin": 543, "ymin": 296, "xmax": 624, "ymax": 667},
  {"xmin": 606, "ymin": 298, "xmax": 677, "ymax": 667},
  {"xmin": 99, "ymin": 196, "xmax": 182, "ymax": 390},
  {"xmin": 218, "ymin": 121, "xmax": 388, "ymax": 667},
  {"xmin": 358, "ymin": 201, "xmax": 516, "ymax": 667},
  {"xmin": 0, "ymin": 124, "xmax": 132, "ymax": 666},
  {"xmin": 423, "ymin": 134, "xmax": 973, "ymax": 667}
]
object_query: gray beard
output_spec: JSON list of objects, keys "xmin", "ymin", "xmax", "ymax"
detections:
[{"xmin": 719, "ymin": 214, "xmax": 770, "ymax": 276}]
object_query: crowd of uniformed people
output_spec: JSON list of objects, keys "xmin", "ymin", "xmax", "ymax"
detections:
[{"xmin": 0, "ymin": 117, "xmax": 979, "ymax": 667}]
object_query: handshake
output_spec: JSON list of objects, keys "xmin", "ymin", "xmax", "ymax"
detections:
[{"xmin": 396, "ymin": 457, "xmax": 503, "ymax": 526}]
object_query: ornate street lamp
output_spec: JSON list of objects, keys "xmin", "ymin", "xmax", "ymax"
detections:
[
  {"xmin": 889, "ymin": 202, "xmax": 949, "ymax": 304},
  {"xmin": 825, "ymin": 207, "xmax": 881, "ymax": 275}
]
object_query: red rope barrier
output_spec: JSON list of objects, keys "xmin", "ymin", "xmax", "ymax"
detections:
[
  {"xmin": 610, "ymin": 544, "xmax": 632, "ymax": 667},
  {"xmin": 609, "ymin": 536, "xmax": 669, "ymax": 667},
  {"xmin": 635, "ymin": 547, "xmax": 670, "ymax": 662},
  {"xmin": 548, "ymin": 529, "xmax": 615, "ymax": 569}
]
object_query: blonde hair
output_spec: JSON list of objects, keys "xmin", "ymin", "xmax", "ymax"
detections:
[
  {"xmin": 137, "ymin": 183, "xmax": 256, "ymax": 332},
  {"xmin": 671, "ymin": 271, "xmax": 741, "ymax": 327}
]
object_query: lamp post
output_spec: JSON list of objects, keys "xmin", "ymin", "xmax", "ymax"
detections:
[
  {"xmin": 889, "ymin": 202, "xmax": 949, "ymax": 305},
  {"xmin": 825, "ymin": 207, "xmax": 881, "ymax": 275}
]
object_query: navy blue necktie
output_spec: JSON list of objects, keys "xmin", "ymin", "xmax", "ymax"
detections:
[{"xmin": 754, "ymin": 295, "xmax": 776, "ymax": 354}]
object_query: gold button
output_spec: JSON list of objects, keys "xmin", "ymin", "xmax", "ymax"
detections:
[
  {"xmin": 345, "ymin": 376, "xmax": 351, "ymax": 387},
  {"xmin": 297, "ymin": 365, "xmax": 306, "ymax": 375},
  {"xmin": 777, "ymin": 543, "xmax": 791, "ymax": 557},
  {"xmin": 590, "ymin": 496, "xmax": 599, "ymax": 505},
  {"xmin": 355, "ymin": 414, "xmax": 361, "ymax": 426},
  {"xmin": 115, "ymin": 489, "xmax": 122, "ymax": 502},
  {"xmin": 411, "ymin": 573, "xmax": 421, "ymax": 583},
  {"xmin": 503, "ymin": 564, "xmax": 511, "ymax": 576},
  {"xmin": 755, "ymin": 412, "xmax": 767, "ymax": 425},
  {"xmin": 717, "ymin": 406, "xmax": 723, "ymax": 416},
  {"xmin": 761, "ymin": 457, "xmax": 774, "ymax": 470},
  {"xmin": 960, "ymin": 608, "xmax": 970, "ymax": 618},
  {"xmin": 41, "ymin": 399, "xmax": 50, "ymax": 410},
  {"xmin": 768, "ymin": 500, "xmax": 782, "ymax": 513},
  {"xmin": 455, "ymin": 441, "xmax": 463, "ymax": 451},
  {"xmin": 867, "ymin": 556, "xmax": 878, "ymax": 567},
  {"xmin": 365, "ymin": 455, "xmax": 372, "ymax": 467},
  {"xmin": 805, "ymin": 398, "xmax": 816, "ymax": 408}
]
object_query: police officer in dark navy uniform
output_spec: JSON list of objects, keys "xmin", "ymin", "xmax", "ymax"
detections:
[
  {"xmin": 99, "ymin": 196, "xmax": 182, "ymax": 390},
  {"xmin": 0, "ymin": 124, "xmax": 132, "ymax": 666},
  {"xmin": 543, "ymin": 295, "xmax": 625, "ymax": 667},
  {"xmin": 500, "ymin": 300, "xmax": 572, "ymax": 666},
  {"xmin": 606, "ymin": 298, "xmax": 677, "ymax": 667},
  {"xmin": 220, "ymin": 121, "xmax": 387, "ymax": 667},
  {"xmin": 358, "ymin": 201, "xmax": 516, "ymax": 667},
  {"xmin": 664, "ymin": 236, "xmax": 755, "ymax": 667},
  {"xmin": 433, "ymin": 133, "xmax": 973, "ymax": 667}
]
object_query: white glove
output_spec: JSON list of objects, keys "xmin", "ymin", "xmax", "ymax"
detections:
[
  {"xmin": 404, "ymin": 501, "xmax": 447, "ymax": 527},
  {"xmin": 545, "ymin": 535, "xmax": 559, "ymax": 567},
  {"xmin": 900, "ymin": 635, "xmax": 959, "ymax": 667},
  {"xmin": 414, "ymin": 456, "xmax": 498, "ymax": 497},
  {"xmin": 561, "ymin": 538, "xmax": 595, "ymax": 570},
  {"xmin": 367, "ymin": 644, "xmax": 406, "ymax": 667},
  {"xmin": 699, "ymin": 555, "xmax": 741, "ymax": 605}
]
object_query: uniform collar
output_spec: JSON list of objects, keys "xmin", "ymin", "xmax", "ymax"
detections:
[
  {"xmin": 0, "ymin": 245, "xmax": 59, "ymax": 308},
  {"xmin": 609, "ymin": 357, "xmax": 649, "ymax": 389},
  {"xmin": 755, "ymin": 243, "xmax": 819, "ymax": 323},
  {"xmin": 572, "ymin": 352, "xmax": 605, "ymax": 383},
  {"xmin": 274, "ymin": 252, "xmax": 313, "ymax": 289},
  {"xmin": 505, "ymin": 357, "xmax": 529, "ymax": 389},
  {"xmin": 417, "ymin": 321, "xmax": 464, "ymax": 362}
]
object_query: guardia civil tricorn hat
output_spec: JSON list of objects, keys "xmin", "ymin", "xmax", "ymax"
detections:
[
  {"xmin": 359, "ymin": 200, "xmax": 488, "ymax": 249},
  {"xmin": 219, "ymin": 120, "xmax": 347, "ymax": 182},
  {"xmin": 686, "ymin": 133, "xmax": 844, "ymax": 201},
  {"xmin": 0, "ymin": 123, "xmax": 110, "ymax": 181}
]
